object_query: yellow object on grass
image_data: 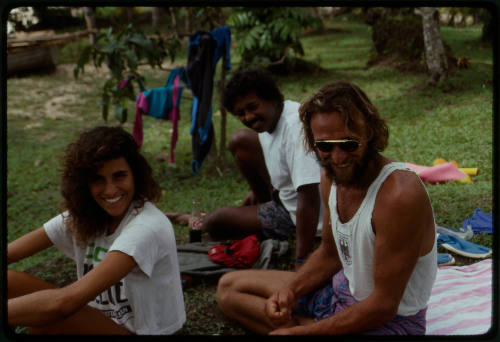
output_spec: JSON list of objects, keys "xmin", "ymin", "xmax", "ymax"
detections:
[
  {"xmin": 433, "ymin": 158, "xmax": 447, "ymax": 165},
  {"xmin": 459, "ymin": 168, "xmax": 479, "ymax": 177},
  {"xmin": 433, "ymin": 158, "xmax": 478, "ymax": 183},
  {"xmin": 456, "ymin": 175, "xmax": 472, "ymax": 184}
]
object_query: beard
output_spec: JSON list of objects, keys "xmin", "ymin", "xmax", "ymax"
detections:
[{"xmin": 320, "ymin": 147, "xmax": 375, "ymax": 186}]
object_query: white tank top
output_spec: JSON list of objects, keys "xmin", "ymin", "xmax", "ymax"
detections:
[{"xmin": 329, "ymin": 162, "xmax": 437, "ymax": 316}]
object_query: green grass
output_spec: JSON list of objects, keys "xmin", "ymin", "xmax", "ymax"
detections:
[{"xmin": 6, "ymin": 16, "xmax": 494, "ymax": 333}]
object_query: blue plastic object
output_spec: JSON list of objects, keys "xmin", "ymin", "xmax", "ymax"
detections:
[
  {"xmin": 436, "ymin": 225, "xmax": 473, "ymax": 240},
  {"xmin": 437, "ymin": 233, "xmax": 491, "ymax": 258},
  {"xmin": 437, "ymin": 253, "xmax": 455, "ymax": 266},
  {"xmin": 462, "ymin": 208, "xmax": 493, "ymax": 234}
]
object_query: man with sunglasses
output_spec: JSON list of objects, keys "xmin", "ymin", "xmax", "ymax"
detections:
[
  {"xmin": 216, "ymin": 81, "xmax": 437, "ymax": 335},
  {"xmin": 201, "ymin": 69, "xmax": 323, "ymax": 270}
]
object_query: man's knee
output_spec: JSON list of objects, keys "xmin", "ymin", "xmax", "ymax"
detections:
[
  {"xmin": 229, "ymin": 129, "xmax": 257, "ymax": 156},
  {"xmin": 202, "ymin": 207, "xmax": 233, "ymax": 238},
  {"xmin": 216, "ymin": 271, "xmax": 240, "ymax": 310},
  {"xmin": 201, "ymin": 208, "xmax": 222, "ymax": 233},
  {"xmin": 216, "ymin": 271, "xmax": 250, "ymax": 300}
]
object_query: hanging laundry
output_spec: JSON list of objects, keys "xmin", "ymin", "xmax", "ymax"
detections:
[
  {"xmin": 118, "ymin": 74, "xmax": 147, "ymax": 92},
  {"xmin": 462, "ymin": 208, "xmax": 493, "ymax": 234},
  {"xmin": 131, "ymin": 67, "xmax": 186, "ymax": 163},
  {"xmin": 186, "ymin": 26, "xmax": 231, "ymax": 174}
]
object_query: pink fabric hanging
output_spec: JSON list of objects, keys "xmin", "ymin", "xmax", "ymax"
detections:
[
  {"xmin": 133, "ymin": 92, "xmax": 149, "ymax": 148},
  {"xmin": 168, "ymin": 75, "xmax": 180, "ymax": 163},
  {"xmin": 131, "ymin": 74, "xmax": 182, "ymax": 163}
]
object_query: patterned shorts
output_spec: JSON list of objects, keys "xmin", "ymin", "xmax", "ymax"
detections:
[
  {"xmin": 257, "ymin": 191, "xmax": 295, "ymax": 240},
  {"xmin": 295, "ymin": 270, "xmax": 427, "ymax": 335}
]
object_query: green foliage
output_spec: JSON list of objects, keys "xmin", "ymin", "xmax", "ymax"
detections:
[
  {"xmin": 191, "ymin": 7, "xmax": 226, "ymax": 31},
  {"xmin": 227, "ymin": 7, "xmax": 321, "ymax": 65},
  {"xmin": 367, "ymin": 8, "xmax": 425, "ymax": 60},
  {"xmin": 95, "ymin": 7, "xmax": 118, "ymax": 18},
  {"xmin": 73, "ymin": 24, "xmax": 181, "ymax": 124}
]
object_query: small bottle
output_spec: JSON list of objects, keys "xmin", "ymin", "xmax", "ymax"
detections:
[{"xmin": 189, "ymin": 198, "xmax": 203, "ymax": 243}]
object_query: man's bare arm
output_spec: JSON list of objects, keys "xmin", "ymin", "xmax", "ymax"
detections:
[
  {"xmin": 294, "ymin": 183, "xmax": 320, "ymax": 266},
  {"xmin": 266, "ymin": 170, "xmax": 342, "ymax": 325},
  {"xmin": 271, "ymin": 171, "xmax": 435, "ymax": 335}
]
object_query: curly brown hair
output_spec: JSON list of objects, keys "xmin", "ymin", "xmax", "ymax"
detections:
[
  {"xmin": 60, "ymin": 126, "xmax": 161, "ymax": 244},
  {"xmin": 299, "ymin": 80, "xmax": 389, "ymax": 155}
]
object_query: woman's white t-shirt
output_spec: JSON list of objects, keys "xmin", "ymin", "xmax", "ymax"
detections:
[{"xmin": 44, "ymin": 201, "xmax": 186, "ymax": 335}]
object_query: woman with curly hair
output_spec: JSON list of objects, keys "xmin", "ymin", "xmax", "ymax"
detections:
[{"xmin": 7, "ymin": 126, "xmax": 186, "ymax": 335}]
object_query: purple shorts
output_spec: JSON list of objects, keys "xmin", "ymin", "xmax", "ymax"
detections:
[
  {"xmin": 295, "ymin": 270, "xmax": 427, "ymax": 335},
  {"xmin": 257, "ymin": 191, "xmax": 295, "ymax": 240}
]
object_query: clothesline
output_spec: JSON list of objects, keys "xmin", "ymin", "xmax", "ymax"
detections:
[{"xmin": 130, "ymin": 25, "xmax": 232, "ymax": 174}]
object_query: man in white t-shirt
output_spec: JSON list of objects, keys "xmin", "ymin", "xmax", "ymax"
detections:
[
  {"xmin": 201, "ymin": 69, "xmax": 322, "ymax": 270},
  {"xmin": 216, "ymin": 81, "xmax": 437, "ymax": 335}
]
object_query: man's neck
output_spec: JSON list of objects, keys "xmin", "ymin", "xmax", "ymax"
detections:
[
  {"xmin": 266, "ymin": 101, "xmax": 284, "ymax": 134},
  {"xmin": 341, "ymin": 153, "xmax": 388, "ymax": 191}
]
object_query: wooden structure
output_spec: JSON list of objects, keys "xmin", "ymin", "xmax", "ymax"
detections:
[{"xmin": 7, "ymin": 30, "xmax": 95, "ymax": 76}]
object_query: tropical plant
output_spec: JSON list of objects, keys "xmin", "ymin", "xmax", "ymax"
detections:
[
  {"xmin": 227, "ymin": 7, "xmax": 321, "ymax": 66},
  {"xmin": 73, "ymin": 24, "xmax": 181, "ymax": 123},
  {"xmin": 191, "ymin": 7, "xmax": 226, "ymax": 31}
]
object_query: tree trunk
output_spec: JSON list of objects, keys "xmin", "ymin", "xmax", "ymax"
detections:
[
  {"xmin": 448, "ymin": 13, "xmax": 455, "ymax": 26},
  {"xmin": 169, "ymin": 7, "xmax": 178, "ymax": 34},
  {"xmin": 184, "ymin": 7, "xmax": 191, "ymax": 35},
  {"xmin": 152, "ymin": 7, "xmax": 161, "ymax": 27},
  {"xmin": 125, "ymin": 8, "xmax": 133, "ymax": 23},
  {"xmin": 481, "ymin": 8, "xmax": 493, "ymax": 42},
  {"xmin": 473, "ymin": 10, "xmax": 481, "ymax": 25},
  {"xmin": 218, "ymin": 52, "xmax": 228, "ymax": 163},
  {"xmin": 83, "ymin": 7, "xmax": 96, "ymax": 45},
  {"xmin": 421, "ymin": 7, "xmax": 448, "ymax": 85}
]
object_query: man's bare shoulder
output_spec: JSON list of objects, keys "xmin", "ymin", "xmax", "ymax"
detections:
[
  {"xmin": 373, "ymin": 167, "xmax": 435, "ymax": 257},
  {"xmin": 375, "ymin": 169, "xmax": 429, "ymax": 213}
]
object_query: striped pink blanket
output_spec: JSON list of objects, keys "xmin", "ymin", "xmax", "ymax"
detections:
[{"xmin": 426, "ymin": 258, "xmax": 492, "ymax": 335}]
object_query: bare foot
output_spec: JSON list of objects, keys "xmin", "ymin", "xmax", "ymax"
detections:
[
  {"xmin": 165, "ymin": 212, "xmax": 190, "ymax": 226},
  {"xmin": 165, "ymin": 212, "xmax": 206, "ymax": 226}
]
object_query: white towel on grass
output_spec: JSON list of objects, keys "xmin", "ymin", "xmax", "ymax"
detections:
[{"xmin": 426, "ymin": 258, "xmax": 492, "ymax": 335}]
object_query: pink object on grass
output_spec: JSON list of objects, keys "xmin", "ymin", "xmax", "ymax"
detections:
[{"xmin": 405, "ymin": 162, "xmax": 467, "ymax": 183}]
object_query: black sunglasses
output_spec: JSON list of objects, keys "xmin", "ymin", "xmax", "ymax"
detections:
[{"xmin": 314, "ymin": 139, "xmax": 362, "ymax": 153}]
